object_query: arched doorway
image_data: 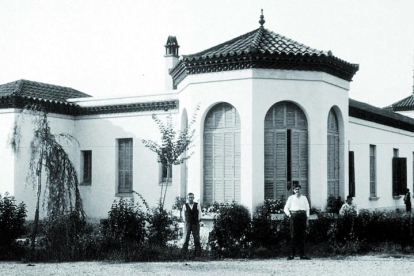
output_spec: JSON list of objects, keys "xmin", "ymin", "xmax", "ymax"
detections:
[
  {"xmin": 264, "ymin": 102, "xmax": 308, "ymax": 200},
  {"xmin": 204, "ymin": 103, "xmax": 241, "ymax": 204},
  {"xmin": 327, "ymin": 108, "xmax": 340, "ymax": 197}
]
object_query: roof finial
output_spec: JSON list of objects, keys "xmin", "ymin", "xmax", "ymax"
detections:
[{"xmin": 259, "ymin": 9, "xmax": 265, "ymax": 27}]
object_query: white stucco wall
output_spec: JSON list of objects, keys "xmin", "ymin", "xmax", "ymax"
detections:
[
  {"xmin": 74, "ymin": 110, "xmax": 180, "ymax": 219},
  {"xmin": 0, "ymin": 109, "xmax": 16, "ymax": 196},
  {"xmin": 8, "ymin": 112, "xmax": 77, "ymax": 220},
  {"xmin": 176, "ymin": 68, "xmax": 350, "ymax": 212},
  {"xmin": 348, "ymin": 117, "xmax": 414, "ymax": 211}
]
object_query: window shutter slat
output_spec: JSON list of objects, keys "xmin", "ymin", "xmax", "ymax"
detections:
[
  {"xmin": 393, "ymin": 158, "xmax": 398, "ymax": 196},
  {"xmin": 118, "ymin": 139, "xmax": 133, "ymax": 193},
  {"xmin": 349, "ymin": 151, "xmax": 355, "ymax": 197}
]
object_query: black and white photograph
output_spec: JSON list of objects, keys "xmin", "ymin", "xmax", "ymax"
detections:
[{"xmin": 1, "ymin": 0, "xmax": 414, "ymax": 275}]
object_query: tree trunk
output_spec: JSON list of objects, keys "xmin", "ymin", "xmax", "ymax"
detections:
[
  {"xmin": 162, "ymin": 165, "xmax": 171, "ymax": 209},
  {"xmin": 31, "ymin": 156, "xmax": 43, "ymax": 256},
  {"xmin": 159, "ymin": 180, "xmax": 164, "ymax": 209}
]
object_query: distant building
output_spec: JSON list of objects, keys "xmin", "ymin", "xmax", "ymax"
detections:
[{"xmin": 1, "ymin": 14, "xmax": 413, "ymax": 219}]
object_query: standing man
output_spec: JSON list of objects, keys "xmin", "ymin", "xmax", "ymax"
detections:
[
  {"xmin": 182, "ymin": 192, "xmax": 202, "ymax": 255},
  {"xmin": 404, "ymin": 188, "xmax": 411, "ymax": 212},
  {"xmin": 284, "ymin": 184, "xmax": 311, "ymax": 260}
]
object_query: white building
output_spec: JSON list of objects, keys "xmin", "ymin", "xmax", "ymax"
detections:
[{"xmin": 1, "ymin": 16, "xmax": 413, "ymax": 219}]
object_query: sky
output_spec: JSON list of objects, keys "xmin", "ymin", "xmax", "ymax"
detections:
[{"xmin": 0, "ymin": 0, "xmax": 413, "ymax": 108}]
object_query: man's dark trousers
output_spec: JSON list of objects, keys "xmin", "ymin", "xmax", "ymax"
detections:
[
  {"xmin": 290, "ymin": 211, "xmax": 307, "ymax": 257},
  {"xmin": 182, "ymin": 222, "xmax": 201, "ymax": 253}
]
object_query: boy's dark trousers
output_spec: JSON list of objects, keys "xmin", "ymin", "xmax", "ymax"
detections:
[{"xmin": 182, "ymin": 222, "xmax": 201, "ymax": 254}]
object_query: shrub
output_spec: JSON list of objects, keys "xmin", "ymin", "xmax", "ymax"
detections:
[
  {"xmin": 308, "ymin": 212, "xmax": 335, "ymax": 243},
  {"xmin": 102, "ymin": 198, "xmax": 146, "ymax": 247},
  {"xmin": 251, "ymin": 202, "xmax": 289, "ymax": 250},
  {"xmin": 326, "ymin": 195, "xmax": 343, "ymax": 214},
  {"xmin": 146, "ymin": 206, "xmax": 177, "ymax": 246},
  {"xmin": 0, "ymin": 193, "xmax": 27, "ymax": 260},
  {"xmin": 208, "ymin": 202, "xmax": 252, "ymax": 257},
  {"xmin": 43, "ymin": 211, "xmax": 89, "ymax": 261}
]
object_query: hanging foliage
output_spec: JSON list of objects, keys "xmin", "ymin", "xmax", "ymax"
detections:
[
  {"xmin": 142, "ymin": 106, "xmax": 199, "ymax": 209},
  {"xmin": 10, "ymin": 104, "xmax": 84, "ymax": 253}
]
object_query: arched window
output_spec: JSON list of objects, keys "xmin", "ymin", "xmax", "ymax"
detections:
[
  {"xmin": 204, "ymin": 103, "xmax": 241, "ymax": 203},
  {"xmin": 327, "ymin": 108, "xmax": 340, "ymax": 197},
  {"xmin": 264, "ymin": 102, "xmax": 308, "ymax": 200}
]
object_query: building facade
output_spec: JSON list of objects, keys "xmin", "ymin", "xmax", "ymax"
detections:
[{"xmin": 1, "ymin": 18, "xmax": 413, "ymax": 219}]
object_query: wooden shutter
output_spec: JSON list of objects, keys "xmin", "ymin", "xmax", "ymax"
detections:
[
  {"xmin": 275, "ymin": 130, "xmax": 287, "ymax": 199},
  {"xmin": 393, "ymin": 157, "xmax": 407, "ymax": 196},
  {"xmin": 204, "ymin": 133, "xmax": 213, "ymax": 203},
  {"xmin": 234, "ymin": 132, "xmax": 241, "ymax": 202},
  {"xmin": 82, "ymin": 151, "xmax": 92, "ymax": 183},
  {"xmin": 118, "ymin": 139, "xmax": 133, "ymax": 193},
  {"xmin": 327, "ymin": 134, "xmax": 339, "ymax": 197},
  {"xmin": 213, "ymin": 132, "xmax": 224, "ymax": 202},
  {"xmin": 299, "ymin": 131, "xmax": 308, "ymax": 197},
  {"xmin": 349, "ymin": 151, "xmax": 355, "ymax": 197},
  {"xmin": 224, "ymin": 132, "xmax": 234, "ymax": 201},
  {"xmin": 264, "ymin": 131, "xmax": 275, "ymax": 199},
  {"xmin": 204, "ymin": 103, "xmax": 241, "ymax": 204},
  {"xmin": 369, "ymin": 145, "xmax": 376, "ymax": 196}
]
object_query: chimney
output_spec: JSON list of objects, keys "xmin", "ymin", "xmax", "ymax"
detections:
[{"xmin": 164, "ymin": 36, "xmax": 180, "ymax": 90}]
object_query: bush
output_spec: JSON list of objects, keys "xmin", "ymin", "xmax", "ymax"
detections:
[
  {"xmin": 147, "ymin": 206, "xmax": 177, "ymax": 246},
  {"xmin": 102, "ymin": 198, "xmax": 146, "ymax": 247},
  {"xmin": 43, "ymin": 211, "xmax": 89, "ymax": 261},
  {"xmin": 251, "ymin": 202, "xmax": 290, "ymax": 250},
  {"xmin": 209, "ymin": 202, "xmax": 251, "ymax": 257},
  {"xmin": 326, "ymin": 195, "xmax": 343, "ymax": 214},
  {"xmin": 0, "ymin": 193, "xmax": 27, "ymax": 260}
]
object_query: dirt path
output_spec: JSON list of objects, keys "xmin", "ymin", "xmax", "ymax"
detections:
[{"xmin": 1, "ymin": 256, "xmax": 414, "ymax": 276}]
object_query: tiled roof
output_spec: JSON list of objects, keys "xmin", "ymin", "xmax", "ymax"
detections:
[
  {"xmin": 171, "ymin": 27, "xmax": 359, "ymax": 86},
  {"xmin": 384, "ymin": 94, "xmax": 414, "ymax": 112},
  {"xmin": 184, "ymin": 28, "xmax": 327, "ymax": 60},
  {"xmin": 0, "ymin": 79, "xmax": 91, "ymax": 103},
  {"xmin": 0, "ymin": 80, "xmax": 178, "ymax": 116},
  {"xmin": 349, "ymin": 98, "xmax": 414, "ymax": 132}
]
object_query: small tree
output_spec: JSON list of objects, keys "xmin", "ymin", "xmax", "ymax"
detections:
[
  {"xmin": 9, "ymin": 104, "xmax": 84, "ymax": 253},
  {"xmin": 142, "ymin": 107, "xmax": 198, "ymax": 209}
]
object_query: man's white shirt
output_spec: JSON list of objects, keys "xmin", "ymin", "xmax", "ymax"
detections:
[{"xmin": 284, "ymin": 195, "xmax": 310, "ymax": 217}]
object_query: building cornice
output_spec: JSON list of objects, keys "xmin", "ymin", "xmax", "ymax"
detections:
[
  {"xmin": 171, "ymin": 53, "xmax": 359, "ymax": 87},
  {"xmin": 0, "ymin": 95, "xmax": 179, "ymax": 116}
]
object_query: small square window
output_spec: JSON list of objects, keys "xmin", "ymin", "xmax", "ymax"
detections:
[
  {"xmin": 81, "ymin": 150, "xmax": 92, "ymax": 185},
  {"xmin": 160, "ymin": 164, "xmax": 172, "ymax": 185}
]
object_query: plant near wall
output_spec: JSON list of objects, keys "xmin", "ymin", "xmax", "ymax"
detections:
[
  {"xmin": 142, "ymin": 106, "xmax": 199, "ymax": 210},
  {"xmin": 0, "ymin": 193, "xmax": 27, "ymax": 259},
  {"xmin": 208, "ymin": 202, "xmax": 252, "ymax": 257},
  {"xmin": 9, "ymin": 104, "xmax": 84, "ymax": 255}
]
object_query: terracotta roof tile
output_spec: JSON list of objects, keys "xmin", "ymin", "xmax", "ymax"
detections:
[
  {"xmin": 183, "ymin": 28, "xmax": 327, "ymax": 61},
  {"xmin": 171, "ymin": 27, "xmax": 359, "ymax": 86},
  {"xmin": 350, "ymin": 98, "xmax": 414, "ymax": 132},
  {"xmin": 0, "ymin": 79, "xmax": 91, "ymax": 103},
  {"xmin": 384, "ymin": 94, "xmax": 414, "ymax": 112}
]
